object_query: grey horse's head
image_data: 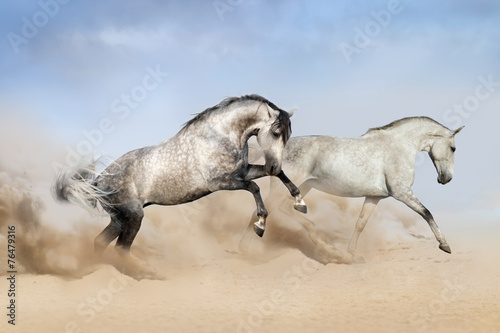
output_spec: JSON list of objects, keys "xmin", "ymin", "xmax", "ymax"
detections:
[
  {"xmin": 256, "ymin": 104, "xmax": 293, "ymax": 176},
  {"xmin": 429, "ymin": 126, "xmax": 464, "ymax": 184}
]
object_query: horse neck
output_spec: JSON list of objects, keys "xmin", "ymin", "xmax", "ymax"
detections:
[
  {"xmin": 384, "ymin": 120, "xmax": 449, "ymax": 153},
  {"xmin": 186, "ymin": 103, "xmax": 268, "ymax": 149},
  {"xmin": 229, "ymin": 104, "xmax": 269, "ymax": 148}
]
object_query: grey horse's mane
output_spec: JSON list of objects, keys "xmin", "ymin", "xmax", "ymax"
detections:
[
  {"xmin": 182, "ymin": 94, "xmax": 291, "ymax": 142},
  {"xmin": 366, "ymin": 116, "xmax": 450, "ymax": 133}
]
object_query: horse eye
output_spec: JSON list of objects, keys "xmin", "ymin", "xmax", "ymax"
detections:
[{"xmin": 451, "ymin": 146, "xmax": 456, "ymax": 152}]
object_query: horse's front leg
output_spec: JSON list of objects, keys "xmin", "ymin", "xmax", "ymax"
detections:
[
  {"xmin": 276, "ymin": 170, "xmax": 307, "ymax": 214},
  {"xmin": 228, "ymin": 178, "xmax": 268, "ymax": 237},
  {"xmin": 245, "ymin": 165, "xmax": 307, "ymax": 214},
  {"xmin": 392, "ymin": 190, "xmax": 451, "ymax": 254}
]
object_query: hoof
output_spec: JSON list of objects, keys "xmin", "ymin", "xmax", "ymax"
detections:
[
  {"xmin": 439, "ymin": 243, "xmax": 451, "ymax": 254},
  {"xmin": 293, "ymin": 203, "xmax": 308, "ymax": 214},
  {"xmin": 253, "ymin": 221, "xmax": 265, "ymax": 238}
]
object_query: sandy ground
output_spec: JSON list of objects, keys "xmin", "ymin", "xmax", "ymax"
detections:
[
  {"xmin": 2, "ymin": 233, "xmax": 500, "ymax": 333},
  {"xmin": 1, "ymin": 187, "xmax": 499, "ymax": 333}
]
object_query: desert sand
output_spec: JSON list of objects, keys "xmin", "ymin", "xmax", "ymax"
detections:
[{"xmin": 1, "ymin": 177, "xmax": 499, "ymax": 333}]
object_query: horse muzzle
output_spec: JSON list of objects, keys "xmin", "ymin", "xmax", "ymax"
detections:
[
  {"xmin": 265, "ymin": 160, "xmax": 281, "ymax": 176},
  {"xmin": 437, "ymin": 174, "xmax": 452, "ymax": 185}
]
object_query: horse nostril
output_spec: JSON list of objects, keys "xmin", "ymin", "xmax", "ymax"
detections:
[
  {"xmin": 267, "ymin": 163, "xmax": 280, "ymax": 175},
  {"xmin": 438, "ymin": 175, "xmax": 452, "ymax": 185}
]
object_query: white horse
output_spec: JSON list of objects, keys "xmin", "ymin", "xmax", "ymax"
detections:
[{"xmin": 242, "ymin": 116, "xmax": 464, "ymax": 263}]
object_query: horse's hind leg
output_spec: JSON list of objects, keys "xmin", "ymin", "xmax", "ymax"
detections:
[
  {"xmin": 114, "ymin": 201, "xmax": 144, "ymax": 253},
  {"xmin": 112, "ymin": 202, "xmax": 162, "ymax": 280},
  {"xmin": 347, "ymin": 196, "xmax": 380, "ymax": 262},
  {"xmin": 94, "ymin": 218, "xmax": 121, "ymax": 255}
]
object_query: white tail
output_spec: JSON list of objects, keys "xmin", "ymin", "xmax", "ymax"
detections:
[{"xmin": 52, "ymin": 157, "xmax": 115, "ymax": 213}]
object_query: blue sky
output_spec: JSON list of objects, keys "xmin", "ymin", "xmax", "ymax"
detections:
[{"xmin": 1, "ymin": 0, "xmax": 499, "ymax": 220}]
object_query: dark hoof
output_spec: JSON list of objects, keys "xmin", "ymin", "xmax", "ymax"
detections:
[
  {"xmin": 253, "ymin": 222, "xmax": 265, "ymax": 237},
  {"xmin": 439, "ymin": 243, "xmax": 451, "ymax": 254},
  {"xmin": 293, "ymin": 203, "xmax": 308, "ymax": 214}
]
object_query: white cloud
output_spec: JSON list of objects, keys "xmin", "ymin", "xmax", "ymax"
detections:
[{"xmin": 97, "ymin": 27, "xmax": 175, "ymax": 50}]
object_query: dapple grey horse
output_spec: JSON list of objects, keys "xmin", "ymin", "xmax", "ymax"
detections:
[
  {"xmin": 54, "ymin": 94, "xmax": 306, "ymax": 278},
  {"xmin": 242, "ymin": 116, "xmax": 463, "ymax": 263}
]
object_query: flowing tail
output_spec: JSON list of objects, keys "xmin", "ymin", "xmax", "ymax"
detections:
[{"xmin": 52, "ymin": 158, "xmax": 115, "ymax": 213}]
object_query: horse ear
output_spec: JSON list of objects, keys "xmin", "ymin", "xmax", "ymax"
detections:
[
  {"xmin": 288, "ymin": 109, "xmax": 297, "ymax": 118},
  {"xmin": 265, "ymin": 104, "xmax": 272, "ymax": 118},
  {"xmin": 265, "ymin": 103, "xmax": 281, "ymax": 118},
  {"xmin": 452, "ymin": 126, "xmax": 465, "ymax": 136}
]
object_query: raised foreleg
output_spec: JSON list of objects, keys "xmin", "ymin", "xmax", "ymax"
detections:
[
  {"xmin": 226, "ymin": 176, "xmax": 269, "ymax": 237},
  {"xmin": 276, "ymin": 170, "xmax": 307, "ymax": 213},
  {"xmin": 240, "ymin": 176, "xmax": 313, "ymax": 244},
  {"xmin": 243, "ymin": 165, "xmax": 306, "ymax": 236},
  {"xmin": 239, "ymin": 177, "xmax": 350, "ymax": 263},
  {"xmin": 238, "ymin": 175, "xmax": 310, "ymax": 253},
  {"xmin": 245, "ymin": 165, "xmax": 307, "ymax": 215}
]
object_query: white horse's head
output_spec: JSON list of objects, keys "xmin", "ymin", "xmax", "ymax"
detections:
[
  {"xmin": 429, "ymin": 126, "xmax": 464, "ymax": 184},
  {"xmin": 257, "ymin": 105, "xmax": 293, "ymax": 175}
]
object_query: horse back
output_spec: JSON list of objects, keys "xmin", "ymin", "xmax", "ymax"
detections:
[
  {"xmin": 96, "ymin": 138, "xmax": 212, "ymax": 206},
  {"xmin": 282, "ymin": 136, "xmax": 391, "ymax": 197}
]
